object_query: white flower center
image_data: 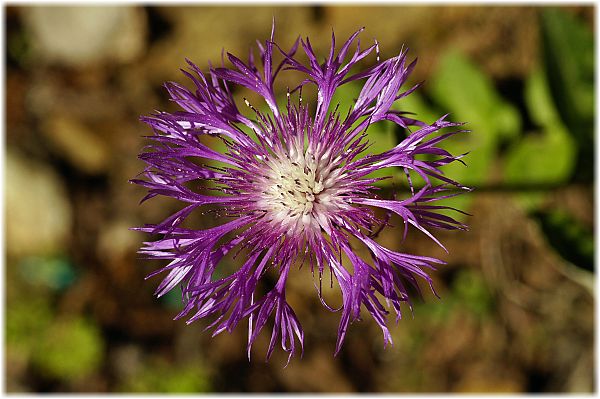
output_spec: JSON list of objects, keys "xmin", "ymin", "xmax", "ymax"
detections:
[{"xmin": 256, "ymin": 148, "xmax": 345, "ymax": 233}]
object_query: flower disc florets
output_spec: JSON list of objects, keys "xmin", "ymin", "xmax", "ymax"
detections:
[
  {"xmin": 257, "ymin": 147, "xmax": 335, "ymax": 230},
  {"xmin": 133, "ymin": 24, "xmax": 469, "ymax": 363}
]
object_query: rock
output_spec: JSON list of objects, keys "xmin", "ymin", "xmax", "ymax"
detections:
[
  {"xmin": 21, "ymin": 6, "xmax": 146, "ymax": 67},
  {"xmin": 6, "ymin": 151, "xmax": 72, "ymax": 257},
  {"xmin": 97, "ymin": 220, "xmax": 139, "ymax": 263},
  {"xmin": 41, "ymin": 116, "xmax": 111, "ymax": 174}
]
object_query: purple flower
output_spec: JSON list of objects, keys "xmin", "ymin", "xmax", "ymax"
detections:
[{"xmin": 133, "ymin": 25, "xmax": 469, "ymax": 363}]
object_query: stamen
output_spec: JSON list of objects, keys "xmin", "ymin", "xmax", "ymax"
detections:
[{"xmin": 257, "ymin": 147, "xmax": 343, "ymax": 233}]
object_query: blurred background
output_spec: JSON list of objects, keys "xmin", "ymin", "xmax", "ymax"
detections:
[{"xmin": 4, "ymin": 4, "xmax": 595, "ymax": 393}]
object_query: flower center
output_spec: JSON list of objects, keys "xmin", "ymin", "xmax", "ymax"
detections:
[
  {"xmin": 274, "ymin": 157, "xmax": 324, "ymax": 215},
  {"xmin": 256, "ymin": 149, "xmax": 343, "ymax": 231}
]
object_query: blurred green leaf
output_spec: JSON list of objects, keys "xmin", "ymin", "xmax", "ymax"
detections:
[
  {"xmin": 426, "ymin": 49, "xmax": 521, "ymax": 216},
  {"xmin": 541, "ymin": 9, "xmax": 594, "ymax": 183},
  {"xmin": 540, "ymin": 8, "xmax": 594, "ymax": 138},
  {"xmin": 525, "ymin": 68, "xmax": 561, "ymax": 127},
  {"xmin": 417, "ymin": 296, "xmax": 454, "ymax": 324},
  {"xmin": 453, "ymin": 270, "xmax": 493, "ymax": 318},
  {"xmin": 121, "ymin": 361, "xmax": 211, "ymax": 393},
  {"xmin": 503, "ymin": 131, "xmax": 575, "ymax": 209},
  {"xmin": 330, "ymin": 79, "xmax": 362, "ymax": 117},
  {"xmin": 504, "ymin": 132, "xmax": 575, "ymax": 185},
  {"xmin": 415, "ymin": 269, "xmax": 493, "ymax": 322},
  {"xmin": 394, "ymin": 89, "xmax": 440, "ymax": 125},
  {"xmin": 32, "ymin": 318, "xmax": 104, "ymax": 381},
  {"xmin": 7, "ymin": 297, "xmax": 53, "ymax": 355},
  {"xmin": 533, "ymin": 209, "xmax": 594, "ymax": 272},
  {"xmin": 360, "ymin": 121, "xmax": 399, "ymax": 186},
  {"xmin": 504, "ymin": 68, "xmax": 576, "ymax": 209},
  {"xmin": 429, "ymin": 49, "xmax": 521, "ymax": 144}
]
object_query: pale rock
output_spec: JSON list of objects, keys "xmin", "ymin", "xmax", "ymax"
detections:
[
  {"xmin": 6, "ymin": 151, "xmax": 72, "ymax": 257},
  {"xmin": 42, "ymin": 116, "xmax": 110, "ymax": 174},
  {"xmin": 22, "ymin": 6, "xmax": 146, "ymax": 66}
]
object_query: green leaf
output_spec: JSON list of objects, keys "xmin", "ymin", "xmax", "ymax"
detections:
[
  {"xmin": 504, "ymin": 67, "xmax": 577, "ymax": 210},
  {"xmin": 424, "ymin": 49, "xmax": 523, "ymax": 216},
  {"xmin": 7, "ymin": 297, "xmax": 53, "ymax": 355},
  {"xmin": 393, "ymin": 89, "xmax": 440, "ymax": 125},
  {"xmin": 360, "ymin": 121, "xmax": 400, "ymax": 186},
  {"xmin": 504, "ymin": 131, "xmax": 575, "ymax": 185},
  {"xmin": 429, "ymin": 49, "xmax": 521, "ymax": 144},
  {"xmin": 330, "ymin": 80, "xmax": 362, "ymax": 117},
  {"xmin": 540, "ymin": 8, "xmax": 594, "ymax": 183},
  {"xmin": 32, "ymin": 318, "xmax": 104, "ymax": 381},
  {"xmin": 427, "ymin": 50, "xmax": 522, "ymax": 214},
  {"xmin": 541, "ymin": 8, "xmax": 594, "ymax": 137},
  {"xmin": 525, "ymin": 68, "xmax": 561, "ymax": 127},
  {"xmin": 121, "ymin": 361, "xmax": 211, "ymax": 393},
  {"xmin": 453, "ymin": 270, "xmax": 493, "ymax": 318},
  {"xmin": 533, "ymin": 209, "xmax": 594, "ymax": 272}
]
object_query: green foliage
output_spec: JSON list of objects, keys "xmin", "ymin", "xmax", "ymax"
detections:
[
  {"xmin": 533, "ymin": 209, "xmax": 594, "ymax": 272},
  {"xmin": 430, "ymin": 50, "xmax": 521, "ymax": 144},
  {"xmin": 330, "ymin": 77, "xmax": 362, "ymax": 118},
  {"xmin": 541, "ymin": 9, "xmax": 594, "ymax": 183},
  {"xmin": 394, "ymin": 89, "xmax": 440, "ymax": 125},
  {"xmin": 504, "ymin": 132, "xmax": 572, "ymax": 209},
  {"xmin": 504, "ymin": 68, "xmax": 576, "ymax": 209},
  {"xmin": 417, "ymin": 269, "xmax": 493, "ymax": 323},
  {"xmin": 200, "ymin": 133, "xmax": 232, "ymax": 192},
  {"xmin": 526, "ymin": 68, "xmax": 562, "ymax": 127},
  {"xmin": 540, "ymin": 9, "xmax": 594, "ymax": 141},
  {"xmin": 426, "ymin": 50, "xmax": 520, "ymax": 215},
  {"xmin": 360, "ymin": 120, "xmax": 399, "ymax": 185},
  {"xmin": 453, "ymin": 270, "xmax": 494, "ymax": 318},
  {"xmin": 6, "ymin": 297, "xmax": 53, "ymax": 355},
  {"xmin": 7, "ymin": 281, "xmax": 103, "ymax": 383},
  {"xmin": 31, "ymin": 318, "xmax": 104, "ymax": 381},
  {"xmin": 121, "ymin": 361, "xmax": 211, "ymax": 393}
]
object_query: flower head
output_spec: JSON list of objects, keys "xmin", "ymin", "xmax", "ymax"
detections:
[{"xmin": 133, "ymin": 25, "xmax": 469, "ymax": 363}]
